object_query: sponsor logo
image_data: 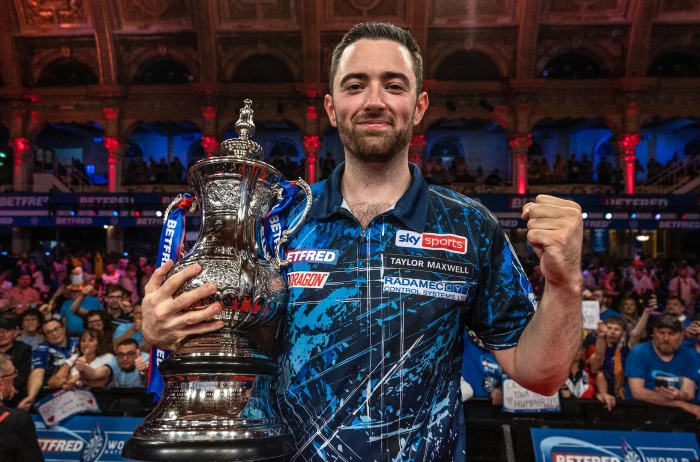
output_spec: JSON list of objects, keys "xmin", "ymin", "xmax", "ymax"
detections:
[
  {"xmin": 37, "ymin": 438, "xmax": 85, "ymax": 453},
  {"xmin": 395, "ymin": 230, "xmax": 467, "ymax": 254},
  {"xmin": 159, "ymin": 219, "xmax": 179, "ymax": 266},
  {"xmin": 384, "ymin": 254, "xmax": 474, "ymax": 278},
  {"xmin": 603, "ymin": 197, "xmax": 669, "ymax": 209},
  {"xmin": 78, "ymin": 195, "xmax": 134, "ymax": 205},
  {"xmin": 0, "ymin": 196, "xmax": 49, "ymax": 208},
  {"xmin": 287, "ymin": 249, "xmax": 338, "ymax": 265},
  {"xmin": 383, "ymin": 276, "xmax": 470, "ymax": 301},
  {"xmin": 583, "ymin": 221, "xmax": 611, "ymax": 229},
  {"xmin": 55, "ymin": 217, "xmax": 93, "ymax": 225},
  {"xmin": 136, "ymin": 217, "xmax": 162, "ymax": 226},
  {"xmin": 499, "ymin": 219, "xmax": 519, "ymax": 229},
  {"xmin": 658, "ymin": 221, "xmax": 700, "ymax": 229},
  {"xmin": 551, "ymin": 455, "xmax": 621, "ymax": 462},
  {"xmin": 288, "ymin": 271, "xmax": 330, "ymax": 289},
  {"xmin": 509, "ymin": 196, "xmax": 540, "ymax": 210}
]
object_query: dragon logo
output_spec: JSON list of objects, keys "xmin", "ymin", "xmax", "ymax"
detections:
[{"xmin": 81, "ymin": 424, "xmax": 107, "ymax": 462}]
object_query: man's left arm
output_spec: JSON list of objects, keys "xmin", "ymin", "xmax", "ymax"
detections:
[{"xmin": 492, "ymin": 195, "xmax": 583, "ymax": 396}]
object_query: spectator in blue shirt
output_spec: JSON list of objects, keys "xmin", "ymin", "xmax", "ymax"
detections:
[
  {"xmin": 17, "ymin": 319, "xmax": 79, "ymax": 410},
  {"xmin": 625, "ymin": 313, "xmax": 700, "ymax": 418},
  {"xmin": 112, "ymin": 303, "xmax": 148, "ymax": 352},
  {"xmin": 684, "ymin": 320, "xmax": 700, "ymax": 402},
  {"xmin": 461, "ymin": 330, "xmax": 503, "ymax": 406},
  {"xmin": 60, "ymin": 283, "xmax": 102, "ymax": 335},
  {"xmin": 591, "ymin": 287, "xmax": 621, "ymax": 321},
  {"xmin": 108, "ymin": 338, "xmax": 149, "ymax": 388}
]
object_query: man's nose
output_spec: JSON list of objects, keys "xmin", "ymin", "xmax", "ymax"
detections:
[{"xmin": 364, "ymin": 83, "xmax": 386, "ymax": 112}]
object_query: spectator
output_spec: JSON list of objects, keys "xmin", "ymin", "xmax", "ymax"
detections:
[
  {"xmin": 473, "ymin": 166, "xmax": 484, "ymax": 183},
  {"xmin": 460, "ymin": 331, "xmax": 502, "ymax": 406},
  {"xmin": 665, "ymin": 296, "xmax": 692, "ymax": 328},
  {"xmin": 567, "ymin": 153, "xmax": 579, "ymax": 182},
  {"xmin": 553, "ymin": 154, "xmax": 566, "ymax": 182},
  {"xmin": 579, "ymin": 154, "xmax": 593, "ymax": 182},
  {"xmin": 119, "ymin": 264, "xmax": 140, "ymax": 305},
  {"xmin": 18, "ymin": 319, "xmax": 79, "ymax": 410},
  {"xmin": 101, "ymin": 263, "xmax": 120, "ymax": 286},
  {"xmin": 431, "ymin": 158, "xmax": 446, "ymax": 184},
  {"xmin": 484, "ymin": 168, "xmax": 503, "ymax": 185},
  {"xmin": 539, "ymin": 157, "xmax": 552, "ymax": 183},
  {"xmin": 582, "ymin": 265, "xmax": 599, "ymax": 291},
  {"xmin": 169, "ymin": 157, "xmax": 185, "ymax": 183},
  {"xmin": 83, "ymin": 311, "xmax": 114, "ymax": 350},
  {"xmin": 560, "ymin": 343, "xmax": 595, "ymax": 399},
  {"xmin": 18, "ymin": 310, "xmax": 43, "ymax": 351},
  {"xmin": 596, "ymin": 156, "xmax": 613, "ymax": 184},
  {"xmin": 37, "ymin": 285, "xmax": 66, "ymax": 324},
  {"xmin": 591, "ymin": 287, "xmax": 620, "ymax": 321},
  {"xmin": 630, "ymin": 261, "xmax": 654, "ymax": 293},
  {"xmin": 103, "ymin": 285, "xmax": 129, "ymax": 326},
  {"xmin": 2, "ymin": 273, "xmax": 41, "ymax": 317},
  {"xmin": 669, "ymin": 265, "xmax": 699, "ymax": 318},
  {"xmin": 113, "ymin": 303, "xmax": 148, "ymax": 352},
  {"xmin": 0, "ymin": 353, "xmax": 44, "ymax": 461},
  {"xmin": 28, "ymin": 260, "xmax": 49, "ymax": 295},
  {"xmin": 321, "ymin": 153, "xmax": 337, "ymax": 180},
  {"xmin": 108, "ymin": 338, "xmax": 149, "ymax": 388},
  {"xmin": 625, "ymin": 314, "xmax": 700, "ymax": 418},
  {"xmin": 453, "ymin": 155, "xmax": 470, "ymax": 182},
  {"xmin": 62, "ymin": 283, "xmax": 102, "ymax": 335},
  {"xmin": 54, "ymin": 329, "xmax": 114, "ymax": 390},
  {"xmin": 0, "ymin": 318, "xmax": 31, "ymax": 408}
]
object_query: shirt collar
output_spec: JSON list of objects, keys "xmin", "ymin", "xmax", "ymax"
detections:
[{"xmin": 308, "ymin": 161, "xmax": 429, "ymax": 232}]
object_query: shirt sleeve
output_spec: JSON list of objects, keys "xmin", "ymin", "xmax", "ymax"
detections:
[
  {"xmin": 31, "ymin": 347, "xmax": 49, "ymax": 370},
  {"xmin": 624, "ymin": 345, "xmax": 646, "ymax": 379},
  {"xmin": 114, "ymin": 323, "xmax": 129, "ymax": 338},
  {"xmin": 467, "ymin": 223, "xmax": 536, "ymax": 350}
]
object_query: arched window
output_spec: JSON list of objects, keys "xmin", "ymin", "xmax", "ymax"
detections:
[
  {"xmin": 541, "ymin": 52, "xmax": 608, "ymax": 79},
  {"xmin": 231, "ymin": 54, "xmax": 295, "ymax": 83},
  {"xmin": 648, "ymin": 52, "xmax": 700, "ymax": 78},
  {"xmin": 434, "ymin": 50, "xmax": 501, "ymax": 81},
  {"xmin": 134, "ymin": 59, "xmax": 194, "ymax": 84},
  {"xmin": 37, "ymin": 59, "xmax": 98, "ymax": 86},
  {"xmin": 429, "ymin": 138, "xmax": 462, "ymax": 158}
]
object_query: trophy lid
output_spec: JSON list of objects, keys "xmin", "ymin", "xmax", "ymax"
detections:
[{"xmin": 218, "ymin": 99, "xmax": 264, "ymax": 160}]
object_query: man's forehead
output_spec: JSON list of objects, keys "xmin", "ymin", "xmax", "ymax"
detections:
[{"xmin": 337, "ymin": 39, "xmax": 414, "ymax": 78}]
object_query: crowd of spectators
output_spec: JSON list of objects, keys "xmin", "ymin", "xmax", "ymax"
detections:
[
  {"xmin": 422, "ymin": 155, "xmax": 504, "ymax": 186},
  {"xmin": 462, "ymin": 252, "xmax": 700, "ymax": 419},
  {"xmin": 0, "ymin": 250, "xmax": 153, "ymax": 411}
]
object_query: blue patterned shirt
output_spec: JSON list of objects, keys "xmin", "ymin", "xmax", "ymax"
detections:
[{"xmin": 276, "ymin": 163, "xmax": 536, "ymax": 461}]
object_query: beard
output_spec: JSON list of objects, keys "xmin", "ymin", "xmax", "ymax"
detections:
[
  {"xmin": 336, "ymin": 110, "xmax": 414, "ymax": 164},
  {"xmin": 654, "ymin": 341, "xmax": 677, "ymax": 355}
]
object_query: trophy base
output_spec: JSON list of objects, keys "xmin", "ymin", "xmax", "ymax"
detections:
[{"xmin": 122, "ymin": 434, "xmax": 295, "ymax": 462}]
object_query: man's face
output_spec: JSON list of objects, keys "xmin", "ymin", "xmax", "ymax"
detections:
[
  {"xmin": 116, "ymin": 345, "xmax": 138, "ymax": 370},
  {"xmin": 605, "ymin": 323, "xmax": 625, "ymax": 344},
  {"xmin": 22, "ymin": 315, "xmax": 40, "ymax": 333},
  {"xmin": 653, "ymin": 327, "xmax": 682, "ymax": 355},
  {"xmin": 0, "ymin": 360, "xmax": 17, "ymax": 400},
  {"xmin": 0, "ymin": 327, "xmax": 15, "ymax": 348},
  {"xmin": 591, "ymin": 290, "xmax": 604, "ymax": 304},
  {"xmin": 132, "ymin": 305, "xmax": 142, "ymax": 322},
  {"xmin": 86, "ymin": 314, "xmax": 104, "ymax": 331},
  {"xmin": 665, "ymin": 298, "xmax": 685, "ymax": 316},
  {"xmin": 42, "ymin": 321, "xmax": 66, "ymax": 346},
  {"xmin": 680, "ymin": 267, "xmax": 688, "ymax": 278},
  {"xmin": 106, "ymin": 264, "xmax": 115, "ymax": 274},
  {"xmin": 106, "ymin": 291, "xmax": 124, "ymax": 310},
  {"xmin": 325, "ymin": 39, "xmax": 428, "ymax": 164},
  {"xmin": 17, "ymin": 275, "xmax": 31, "ymax": 289}
]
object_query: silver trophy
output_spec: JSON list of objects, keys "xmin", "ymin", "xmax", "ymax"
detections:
[{"xmin": 123, "ymin": 100, "xmax": 311, "ymax": 461}]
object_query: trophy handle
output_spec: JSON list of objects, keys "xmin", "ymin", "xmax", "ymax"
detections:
[{"xmin": 271, "ymin": 178, "xmax": 312, "ymax": 270}]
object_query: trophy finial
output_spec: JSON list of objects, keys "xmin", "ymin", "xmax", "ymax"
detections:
[{"xmin": 235, "ymin": 99, "xmax": 256, "ymax": 141}]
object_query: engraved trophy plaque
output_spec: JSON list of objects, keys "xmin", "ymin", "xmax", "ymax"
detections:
[{"xmin": 123, "ymin": 100, "xmax": 310, "ymax": 461}]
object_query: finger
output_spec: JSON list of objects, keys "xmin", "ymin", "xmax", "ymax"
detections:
[
  {"xmin": 527, "ymin": 218, "xmax": 561, "ymax": 231},
  {"xmin": 521, "ymin": 202, "xmax": 535, "ymax": 220},
  {"xmin": 166, "ymin": 283, "xmax": 218, "ymax": 315},
  {"xmin": 174, "ymin": 302, "xmax": 224, "ymax": 328},
  {"xmin": 145, "ymin": 260, "xmax": 174, "ymax": 295},
  {"xmin": 526, "ymin": 229, "xmax": 555, "ymax": 249},
  {"xmin": 159, "ymin": 264, "xmax": 202, "ymax": 297},
  {"xmin": 535, "ymin": 195, "xmax": 582, "ymax": 212},
  {"xmin": 526, "ymin": 203, "xmax": 579, "ymax": 220}
]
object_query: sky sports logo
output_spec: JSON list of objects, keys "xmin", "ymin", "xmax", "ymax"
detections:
[{"xmin": 395, "ymin": 230, "xmax": 467, "ymax": 254}]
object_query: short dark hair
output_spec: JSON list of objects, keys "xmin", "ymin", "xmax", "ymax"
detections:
[
  {"xmin": 83, "ymin": 310, "xmax": 113, "ymax": 331},
  {"xmin": 106, "ymin": 284, "xmax": 125, "ymax": 296},
  {"xmin": 667, "ymin": 295, "xmax": 685, "ymax": 307},
  {"xmin": 117, "ymin": 338, "xmax": 139, "ymax": 349},
  {"xmin": 329, "ymin": 22, "xmax": 423, "ymax": 95},
  {"xmin": 20, "ymin": 308, "xmax": 42, "ymax": 325},
  {"xmin": 604, "ymin": 317, "xmax": 626, "ymax": 330}
]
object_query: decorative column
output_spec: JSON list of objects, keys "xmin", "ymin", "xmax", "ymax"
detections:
[
  {"xmin": 201, "ymin": 136, "xmax": 217, "ymax": 158},
  {"xmin": 11, "ymin": 137, "xmax": 31, "ymax": 191},
  {"xmin": 617, "ymin": 133, "xmax": 641, "ymax": 195},
  {"xmin": 409, "ymin": 134, "xmax": 426, "ymax": 168},
  {"xmin": 302, "ymin": 135, "xmax": 322, "ymax": 184},
  {"xmin": 509, "ymin": 133, "xmax": 532, "ymax": 194},
  {"xmin": 103, "ymin": 137, "xmax": 121, "ymax": 193}
]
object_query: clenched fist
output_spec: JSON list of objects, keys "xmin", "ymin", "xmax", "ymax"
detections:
[
  {"xmin": 521, "ymin": 195, "xmax": 583, "ymax": 288},
  {"xmin": 134, "ymin": 355, "xmax": 147, "ymax": 373},
  {"xmin": 141, "ymin": 260, "xmax": 225, "ymax": 352}
]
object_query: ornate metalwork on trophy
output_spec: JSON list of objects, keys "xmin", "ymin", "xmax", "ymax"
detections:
[{"xmin": 123, "ymin": 100, "xmax": 311, "ymax": 461}]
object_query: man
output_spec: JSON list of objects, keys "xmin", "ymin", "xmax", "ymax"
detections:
[
  {"xmin": 665, "ymin": 296, "xmax": 692, "ymax": 328},
  {"xmin": 60, "ymin": 282, "xmax": 102, "ymax": 335},
  {"xmin": 631, "ymin": 261, "xmax": 654, "ymax": 293},
  {"xmin": 84, "ymin": 311, "xmax": 114, "ymax": 346},
  {"xmin": 1, "ymin": 273, "xmax": 41, "ymax": 317},
  {"xmin": 0, "ymin": 318, "xmax": 31, "ymax": 408},
  {"xmin": 669, "ymin": 265, "xmax": 699, "ymax": 318},
  {"xmin": 582, "ymin": 265, "xmax": 598, "ymax": 292},
  {"xmin": 590, "ymin": 317, "xmax": 637, "ymax": 410},
  {"xmin": 0, "ymin": 354, "xmax": 44, "ymax": 461},
  {"xmin": 590, "ymin": 287, "xmax": 620, "ymax": 321},
  {"xmin": 120, "ymin": 264, "xmax": 140, "ymax": 305},
  {"xmin": 113, "ymin": 303, "xmax": 148, "ymax": 351},
  {"xmin": 142, "ymin": 23, "xmax": 584, "ymax": 460},
  {"xmin": 108, "ymin": 338, "xmax": 149, "ymax": 388},
  {"xmin": 101, "ymin": 263, "xmax": 120, "ymax": 286},
  {"xmin": 18, "ymin": 310, "xmax": 43, "ymax": 351},
  {"xmin": 625, "ymin": 313, "xmax": 700, "ymax": 418},
  {"xmin": 103, "ymin": 285, "xmax": 130, "ymax": 327},
  {"xmin": 17, "ymin": 319, "xmax": 79, "ymax": 410}
]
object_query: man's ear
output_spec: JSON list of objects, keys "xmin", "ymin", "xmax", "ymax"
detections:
[
  {"xmin": 324, "ymin": 94, "xmax": 337, "ymax": 127},
  {"xmin": 413, "ymin": 92, "xmax": 429, "ymax": 127}
]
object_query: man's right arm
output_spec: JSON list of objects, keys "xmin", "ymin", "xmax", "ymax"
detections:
[
  {"xmin": 18, "ymin": 368, "xmax": 45, "ymax": 411},
  {"xmin": 628, "ymin": 378, "xmax": 681, "ymax": 407}
]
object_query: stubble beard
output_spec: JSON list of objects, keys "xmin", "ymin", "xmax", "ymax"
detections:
[
  {"xmin": 654, "ymin": 341, "xmax": 676, "ymax": 355},
  {"xmin": 336, "ymin": 110, "xmax": 414, "ymax": 164}
]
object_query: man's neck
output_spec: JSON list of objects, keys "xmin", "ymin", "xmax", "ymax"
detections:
[
  {"xmin": 0, "ymin": 342, "xmax": 13, "ymax": 353},
  {"xmin": 652, "ymin": 344, "xmax": 674, "ymax": 362},
  {"xmin": 341, "ymin": 153, "xmax": 412, "ymax": 229}
]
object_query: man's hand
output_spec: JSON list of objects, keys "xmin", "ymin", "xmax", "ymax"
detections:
[
  {"xmin": 142, "ymin": 260, "xmax": 225, "ymax": 351},
  {"xmin": 521, "ymin": 195, "xmax": 583, "ymax": 288},
  {"xmin": 655, "ymin": 386, "xmax": 681, "ymax": 401},
  {"xmin": 596, "ymin": 392, "xmax": 616, "ymax": 411},
  {"xmin": 596, "ymin": 321, "xmax": 607, "ymax": 338},
  {"xmin": 47, "ymin": 374, "xmax": 66, "ymax": 389},
  {"xmin": 81, "ymin": 285, "xmax": 95, "ymax": 297},
  {"xmin": 17, "ymin": 396, "xmax": 35, "ymax": 411},
  {"xmin": 687, "ymin": 321, "xmax": 700, "ymax": 338},
  {"xmin": 490, "ymin": 387, "xmax": 502, "ymax": 407},
  {"xmin": 134, "ymin": 356, "xmax": 147, "ymax": 372}
]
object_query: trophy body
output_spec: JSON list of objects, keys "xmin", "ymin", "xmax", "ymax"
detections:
[{"xmin": 123, "ymin": 101, "xmax": 307, "ymax": 461}]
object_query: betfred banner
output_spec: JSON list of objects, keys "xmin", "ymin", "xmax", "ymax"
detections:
[
  {"xmin": 531, "ymin": 428, "xmax": 700, "ymax": 462},
  {"xmin": 32, "ymin": 414, "xmax": 141, "ymax": 461}
]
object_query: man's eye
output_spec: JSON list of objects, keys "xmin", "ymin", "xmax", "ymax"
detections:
[
  {"xmin": 388, "ymin": 84, "xmax": 405, "ymax": 91},
  {"xmin": 346, "ymin": 84, "xmax": 363, "ymax": 91}
]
